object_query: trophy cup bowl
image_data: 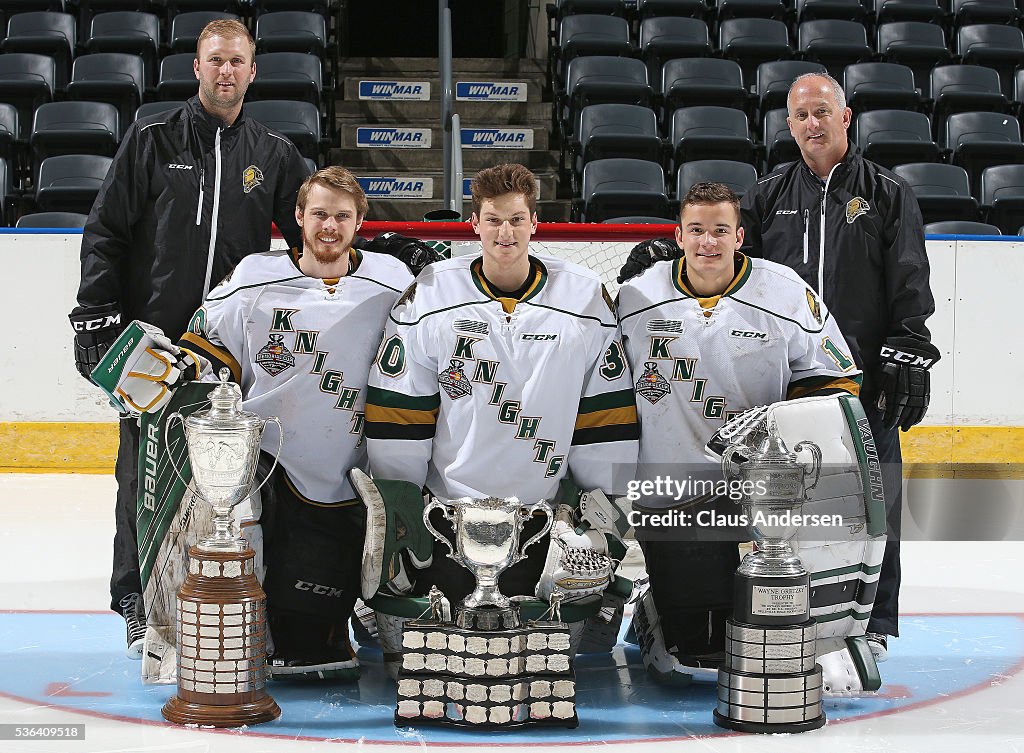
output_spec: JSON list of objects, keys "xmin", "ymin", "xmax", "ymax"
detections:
[
  {"xmin": 161, "ymin": 369, "xmax": 282, "ymax": 728},
  {"xmin": 424, "ymin": 496, "xmax": 553, "ymax": 627},
  {"xmin": 714, "ymin": 429, "xmax": 826, "ymax": 734}
]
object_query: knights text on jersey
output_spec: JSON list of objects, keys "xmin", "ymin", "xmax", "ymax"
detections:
[
  {"xmin": 365, "ymin": 254, "xmax": 639, "ymax": 502},
  {"xmin": 179, "ymin": 248, "xmax": 413, "ymax": 503},
  {"xmin": 617, "ymin": 255, "xmax": 861, "ymax": 465}
]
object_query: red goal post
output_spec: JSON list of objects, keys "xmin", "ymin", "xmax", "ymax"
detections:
[{"xmin": 360, "ymin": 221, "xmax": 677, "ymax": 295}]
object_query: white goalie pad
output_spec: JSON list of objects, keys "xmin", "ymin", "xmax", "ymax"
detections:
[{"xmin": 706, "ymin": 394, "xmax": 887, "ymax": 691}]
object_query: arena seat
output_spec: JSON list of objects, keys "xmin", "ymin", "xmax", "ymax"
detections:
[
  {"xmin": 638, "ymin": 16, "xmax": 711, "ymax": 79},
  {"xmin": 763, "ymin": 107, "xmax": 801, "ymax": 170},
  {"xmin": 754, "ymin": 61, "xmax": 827, "ymax": 115},
  {"xmin": 34, "ymin": 153, "xmax": 111, "ymax": 214},
  {"xmin": 254, "ymin": 11, "xmax": 327, "ymax": 56},
  {"xmin": 555, "ymin": 14, "xmax": 633, "ymax": 84},
  {"xmin": 853, "ymin": 109, "xmax": 939, "ymax": 169},
  {"xmin": 676, "ymin": 159, "xmax": 758, "ymax": 198},
  {"xmin": 135, "ymin": 100, "xmax": 185, "ymax": 121},
  {"xmin": 893, "ymin": 162, "xmax": 980, "ymax": 223},
  {"xmin": 156, "ymin": 53, "xmax": 198, "ymax": 101},
  {"xmin": 636, "ymin": 0, "xmax": 707, "ymax": 19},
  {"xmin": 711, "ymin": 0, "xmax": 788, "ymax": 22},
  {"xmin": 979, "ymin": 164, "xmax": 1024, "ymax": 236},
  {"xmin": 929, "ymin": 65, "xmax": 1009, "ymax": 139},
  {"xmin": 923, "ymin": 220, "xmax": 1000, "ymax": 234},
  {"xmin": 30, "ymin": 101, "xmax": 119, "ymax": 174},
  {"xmin": 956, "ymin": 25, "xmax": 1024, "ymax": 97},
  {"xmin": 874, "ymin": 0, "xmax": 944, "ymax": 25},
  {"xmin": 950, "ymin": 0, "xmax": 1019, "ymax": 28},
  {"xmin": 718, "ymin": 19, "xmax": 792, "ymax": 83},
  {"xmin": 572, "ymin": 104, "xmax": 663, "ymax": 185},
  {"xmin": 843, "ymin": 62, "xmax": 921, "ymax": 113},
  {"xmin": 1, "ymin": 11, "xmax": 75, "ymax": 92},
  {"xmin": 795, "ymin": 0, "xmax": 867, "ymax": 24},
  {"xmin": 661, "ymin": 58, "xmax": 748, "ymax": 118},
  {"xmin": 168, "ymin": 11, "xmax": 241, "ymax": 54},
  {"xmin": 669, "ymin": 105, "xmax": 755, "ymax": 170},
  {"xmin": 0, "ymin": 54, "xmax": 55, "ymax": 140},
  {"xmin": 247, "ymin": 52, "xmax": 323, "ymax": 109},
  {"xmin": 944, "ymin": 111, "xmax": 1024, "ymax": 195},
  {"xmin": 876, "ymin": 21, "xmax": 952, "ymax": 96},
  {"xmin": 243, "ymin": 100, "xmax": 322, "ymax": 161},
  {"xmin": 577, "ymin": 157, "xmax": 669, "ymax": 222},
  {"xmin": 85, "ymin": 12, "xmax": 160, "ymax": 91},
  {"xmin": 798, "ymin": 20, "xmax": 874, "ymax": 81},
  {"xmin": 65, "ymin": 53, "xmax": 143, "ymax": 139},
  {"xmin": 0, "ymin": 105, "xmax": 19, "ymax": 165},
  {"xmin": 561, "ymin": 56, "xmax": 652, "ymax": 140},
  {"xmin": 16, "ymin": 210, "xmax": 88, "ymax": 227}
]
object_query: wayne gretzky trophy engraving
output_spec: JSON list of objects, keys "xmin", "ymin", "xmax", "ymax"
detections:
[
  {"xmin": 393, "ymin": 495, "xmax": 582, "ymax": 729},
  {"xmin": 713, "ymin": 427, "xmax": 826, "ymax": 733},
  {"xmin": 161, "ymin": 369, "xmax": 282, "ymax": 728}
]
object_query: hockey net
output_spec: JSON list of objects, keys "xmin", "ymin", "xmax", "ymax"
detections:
[{"xmin": 360, "ymin": 221, "xmax": 677, "ymax": 296}]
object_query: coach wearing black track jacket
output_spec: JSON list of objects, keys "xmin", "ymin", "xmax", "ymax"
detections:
[
  {"xmin": 740, "ymin": 73, "xmax": 939, "ymax": 660},
  {"xmin": 69, "ymin": 19, "xmax": 309, "ymax": 656}
]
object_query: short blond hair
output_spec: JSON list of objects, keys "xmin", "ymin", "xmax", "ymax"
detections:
[
  {"xmin": 470, "ymin": 163, "xmax": 537, "ymax": 215},
  {"xmin": 297, "ymin": 166, "xmax": 369, "ymax": 219},
  {"xmin": 197, "ymin": 20, "xmax": 255, "ymax": 62}
]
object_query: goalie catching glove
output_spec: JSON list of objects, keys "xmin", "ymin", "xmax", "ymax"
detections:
[
  {"xmin": 90, "ymin": 320, "xmax": 207, "ymax": 415},
  {"xmin": 616, "ymin": 238, "xmax": 681, "ymax": 284},
  {"xmin": 877, "ymin": 337, "xmax": 940, "ymax": 432},
  {"xmin": 357, "ymin": 232, "xmax": 444, "ymax": 275}
]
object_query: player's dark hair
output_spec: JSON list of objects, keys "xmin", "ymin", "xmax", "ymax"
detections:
[
  {"xmin": 679, "ymin": 182, "xmax": 741, "ymax": 226},
  {"xmin": 470, "ymin": 163, "xmax": 537, "ymax": 215},
  {"xmin": 197, "ymin": 20, "xmax": 255, "ymax": 61},
  {"xmin": 297, "ymin": 166, "xmax": 369, "ymax": 219}
]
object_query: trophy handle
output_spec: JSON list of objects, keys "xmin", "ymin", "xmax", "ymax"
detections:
[
  {"xmin": 164, "ymin": 412, "xmax": 192, "ymax": 491},
  {"xmin": 795, "ymin": 441, "xmax": 822, "ymax": 493},
  {"xmin": 513, "ymin": 501, "xmax": 554, "ymax": 566},
  {"xmin": 244, "ymin": 416, "xmax": 284, "ymax": 500},
  {"xmin": 423, "ymin": 498, "xmax": 457, "ymax": 560},
  {"xmin": 721, "ymin": 444, "xmax": 745, "ymax": 483}
]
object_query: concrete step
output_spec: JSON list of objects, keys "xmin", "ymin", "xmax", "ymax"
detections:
[
  {"xmin": 343, "ymin": 77, "xmax": 545, "ymax": 102},
  {"xmin": 335, "ymin": 99, "xmax": 552, "ymax": 125},
  {"xmin": 341, "ymin": 57, "xmax": 547, "ymax": 77},
  {"xmin": 366, "ymin": 198, "xmax": 570, "ymax": 222},
  {"xmin": 330, "ymin": 147, "xmax": 560, "ymax": 171},
  {"xmin": 354, "ymin": 170, "xmax": 559, "ymax": 200},
  {"xmin": 340, "ymin": 123, "xmax": 549, "ymax": 151}
]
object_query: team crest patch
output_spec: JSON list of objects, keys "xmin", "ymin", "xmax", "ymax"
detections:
[
  {"xmin": 242, "ymin": 165, "xmax": 264, "ymax": 194},
  {"xmin": 439, "ymin": 359, "xmax": 473, "ymax": 400},
  {"xmin": 635, "ymin": 361, "xmax": 671, "ymax": 404},
  {"xmin": 396, "ymin": 282, "xmax": 417, "ymax": 307},
  {"xmin": 806, "ymin": 289, "xmax": 822, "ymax": 325},
  {"xmin": 255, "ymin": 333, "xmax": 295, "ymax": 376},
  {"xmin": 845, "ymin": 196, "xmax": 870, "ymax": 224}
]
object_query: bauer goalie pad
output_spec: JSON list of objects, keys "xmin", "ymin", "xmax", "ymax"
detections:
[
  {"xmin": 136, "ymin": 381, "xmax": 265, "ymax": 684},
  {"xmin": 706, "ymin": 394, "xmax": 887, "ymax": 690},
  {"xmin": 91, "ymin": 320, "xmax": 206, "ymax": 414}
]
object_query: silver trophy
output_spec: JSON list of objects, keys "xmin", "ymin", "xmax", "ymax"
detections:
[
  {"xmin": 424, "ymin": 496, "xmax": 553, "ymax": 629},
  {"xmin": 714, "ymin": 426, "xmax": 826, "ymax": 734},
  {"xmin": 167, "ymin": 369, "xmax": 282, "ymax": 552}
]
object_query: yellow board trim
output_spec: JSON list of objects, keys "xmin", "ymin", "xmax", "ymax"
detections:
[{"xmin": 4, "ymin": 423, "xmax": 1024, "ymax": 475}]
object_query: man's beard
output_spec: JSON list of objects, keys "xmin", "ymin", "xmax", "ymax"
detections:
[{"xmin": 304, "ymin": 231, "xmax": 349, "ymax": 265}]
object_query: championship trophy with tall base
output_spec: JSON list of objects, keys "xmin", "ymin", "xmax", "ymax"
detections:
[
  {"xmin": 713, "ymin": 427, "xmax": 826, "ymax": 733},
  {"xmin": 392, "ymin": 496, "xmax": 582, "ymax": 729},
  {"xmin": 161, "ymin": 370, "xmax": 283, "ymax": 728}
]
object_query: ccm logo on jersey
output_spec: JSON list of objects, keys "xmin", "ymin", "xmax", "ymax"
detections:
[
  {"xmin": 880, "ymin": 345, "xmax": 935, "ymax": 368},
  {"xmin": 167, "ymin": 164, "xmax": 193, "ymax": 170},
  {"xmin": 521, "ymin": 333, "xmax": 558, "ymax": 341},
  {"xmin": 294, "ymin": 580, "xmax": 345, "ymax": 598},
  {"xmin": 774, "ymin": 209, "xmax": 799, "ymax": 215},
  {"xmin": 730, "ymin": 329, "xmax": 768, "ymax": 340}
]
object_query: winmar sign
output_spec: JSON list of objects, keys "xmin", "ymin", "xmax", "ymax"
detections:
[
  {"xmin": 357, "ymin": 177, "xmax": 433, "ymax": 199},
  {"xmin": 455, "ymin": 82, "xmax": 528, "ymax": 101},
  {"xmin": 460, "ymin": 128, "xmax": 534, "ymax": 149},
  {"xmin": 358, "ymin": 81, "xmax": 430, "ymax": 100}
]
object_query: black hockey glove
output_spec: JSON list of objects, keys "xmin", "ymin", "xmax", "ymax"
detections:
[
  {"xmin": 360, "ymin": 232, "xmax": 443, "ymax": 275},
  {"xmin": 616, "ymin": 238, "xmax": 681, "ymax": 284},
  {"xmin": 69, "ymin": 302, "xmax": 124, "ymax": 382},
  {"xmin": 876, "ymin": 337, "xmax": 941, "ymax": 432}
]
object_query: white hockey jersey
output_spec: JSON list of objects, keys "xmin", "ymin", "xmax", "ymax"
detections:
[
  {"xmin": 617, "ymin": 255, "xmax": 861, "ymax": 465},
  {"xmin": 180, "ymin": 248, "xmax": 413, "ymax": 503},
  {"xmin": 365, "ymin": 253, "xmax": 639, "ymax": 502}
]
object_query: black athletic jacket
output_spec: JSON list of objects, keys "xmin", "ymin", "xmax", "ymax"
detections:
[
  {"xmin": 739, "ymin": 145, "xmax": 935, "ymax": 402},
  {"xmin": 77, "ymin": 96, "xmax": 309, "ymax": 341}
]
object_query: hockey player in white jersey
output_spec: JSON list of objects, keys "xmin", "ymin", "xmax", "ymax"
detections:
[
  {"xmin": 362, "ymin": 163, "xmax": 639, "ymax": 608},
  {"xmin": 93, "ymin": 167, "xmax": 413, "ymax": 681},
  {"xmin": 617, "ymin": 182, "xmax": 866, "ymax": 686}
]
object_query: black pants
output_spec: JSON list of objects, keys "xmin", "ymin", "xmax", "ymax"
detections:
[
  {"xmin": 110, "ymin": 417, "xmax": 142, "ymax": 614},
  {"xmin": 866, "ymin": 405, "xmax": 903, "ymax": 638}
]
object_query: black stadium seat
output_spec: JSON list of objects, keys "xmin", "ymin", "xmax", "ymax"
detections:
[
  {"xmin": 795, "ymin": 0, "xmax": 867, "ymax": 24},
  {"xmin": 980, "ymin": 164, "xmax": 1024, "ymax": 235},
  {"xmin": 956, "ymin": 25, "xmax": 1024, "ymax": 97},
  {"xmin": 0, "ymin": 105, "xmax": 19, "ymax": 164},
  {"xmin": 798, "ymin": 20, "xmax": 874, "ymax": 81},
  {"xmin": 669, "ymin": 105, "xmax": 755, "ymax": 169},
  {"xmin": 85, "ymin": 12, "xmax": 160, "ymax": 91},
  {"xmin": 551, "ymin": 0, "xmax": 627, "ymax": 19},
  {"xmin": 929, "ymin": 65, "xmax": 1009, "ymax": 138},
  {"xmin": 555, "ymin": 14, "xmax": 632, "ymax": 83},
  {"xmin": 950, "ymin": 0, "xmax": 1019, "ymax": 27},
  {"xmin": 577, "ymin": 158, "xmax": 670, "ymax": 222},
  {"xmin": 843, "ymin": 62, "xmax": 921, "ymax": 113},
  {"xmin": 874, "ymin": 0, "xmax": 944, "ymax": 25},
  {"xmin": 573, "ymin": 104, "xmax": 662, "ymax": 182},
  {"xmin": 877, "ymin": 21, "xmax": 952, "ymax": 96},
  {"xmin": 763, "ymin": 108, "xmax": 800, "ymax": 170},
  {"xmin": 169, "ymin": 11, "xmax": 241, "ymax": 54},
  {"xmin": 0, "ymin": 158, "xmax": 12, "ymax": 226},
  {"xmin": 638, "ymin": 16, "xmax": 711, "ymax": 79},
  {"xmin": 0, "ymin": 53, "xmax": 55, "ymax": 141},
  {"xmin": 243, "ymin": 100, "xmax": 322, "ymax": 161},
  {"xmin": 718, "ymin": 19, "xmax": 792, "ymax": 83},
  {"xmin": 157, "ymin": 54, "xmax": 199, "ymax": 101},
  {"xmin": 30, "ymin": 101, "xmax": 119, "ymax": 170},
  {"xmin": 636, "ymin": 0, "xmax": 707, "ymax": 19},
  {"xmin": 135, "ymin": 101, "xmax": 186, "ymax": 121},
  {"xmin": 923, "ymin": 220, "xmax": 1000, "ymax": 234},
  {"xmin": 893, "ymin": 162, "xmax": 979, "ymax": 223},
  {"xmin": 16, "ymin": 210, "xmax": 88, "ymax": 227},
  {"xmin": 1, "ymin": 12, "xmax": 75, "ymax": 92},
  {"xmin": 254, "ymin": 11, "xmax": 327, "ymax": 56},
  {"xmin": 562, "ymin": 56, "xmax": 652, "ymax": 138},
  {"xmin": 853, "ymin": 109, "xmax": 939, "ymax": 169},
  {"xmin": 65, "ymin": 53, "xmax": 143, "ymax": 139},
  {"xmin": 34, "ymin": 153, "xmax": 111, "ymax": 214},
  {"xmin": 712, "ymin": 0, "xmax": 788, "ymax": 22},
  {"xmin": 944, "ymin": 111, "xmax": 1024, "ymax": 194},
  {"xmin": 661, "ymin": 58, "xmax": 748, "ymax": 116},
  {"xmin": 248, "ymin": 53, "xmax": 323, "ymax": 109},
  {"xmin": 677, "ymin": 159, "xmax": 758, "ymax": 198},
  {"xmin": 754, "ymin": 61, "xmax": 827, "ymax": 114}
]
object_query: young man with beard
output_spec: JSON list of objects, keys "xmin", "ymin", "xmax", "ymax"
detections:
[
  {"xmin": 617, "ymin": 182, "xmax": 862, "ymax": 684},
  {"xmin": 363, "ymin": 163, "xmax": 639, "ymax": 605},
  {"xmin": 99, "ymin": 167, "xmax": 413, "ymax": 679}
]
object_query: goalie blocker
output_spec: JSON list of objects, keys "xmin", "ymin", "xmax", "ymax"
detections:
[{"xmin": 631, "ymin": 394, "xmax": 886, "ymax": 695}]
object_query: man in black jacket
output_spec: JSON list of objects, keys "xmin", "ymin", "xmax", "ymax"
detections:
[
  {"xmin": 69, "ymin": 20, "xmax": 310, "ymax": 657},
  {"xmin": 618, "ymin": 72, "xmax": 940, "ymax": 661}
]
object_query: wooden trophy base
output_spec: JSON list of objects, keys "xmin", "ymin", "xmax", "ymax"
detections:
[{"xmin": 162, "ymin": 694, "xmax": 281, "ymax": 728}]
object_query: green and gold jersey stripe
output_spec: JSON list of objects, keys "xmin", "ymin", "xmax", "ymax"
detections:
[
  {"xmin": 573, "ymin": 388, "xmax": 640, "ymax": 445},
  {"xmin": 178, "ymin": 332, "xmax": 242, "ymax": 384},
  {"xmin": 364, "ymin": 386, "xmax": 440, "ymax": 441},
  {"xmin": 788, "ymin": 375, "xmax": 862, "ymax": 399}
]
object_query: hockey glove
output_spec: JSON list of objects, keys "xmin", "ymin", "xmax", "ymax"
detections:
[
  {"xmin": 877, "ymin": 337, "xmax": 941, "ymax": 432},
  {"xmin": 359, "ymin": 232, "xmax": 443, "ymax": 275},
  {"xmin": 90, "ymin": 320, "xmax": 206, "ymax": 415},
  {"xmin": 69, "ymin": 302, "xmax": 124, "ymax": 382},
  {"xmin": 616, "ymin": 238, "xmax": 681, "ymax": 284}
]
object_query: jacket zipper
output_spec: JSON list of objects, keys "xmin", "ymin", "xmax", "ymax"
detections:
[
  {"xmin": 802, "ymin": 209, "xmax": 809, "ymax": 264},
  {"xmin": 195, "ymin": 168, "xmax": 204, "ymax": 226},
  {"xmin": 817, "ymin": 164, "xmax": 840, "ymax": 296},
  {"xmin": 201, "ymin": 127, "xmax": 223, "ymax": 298}
]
